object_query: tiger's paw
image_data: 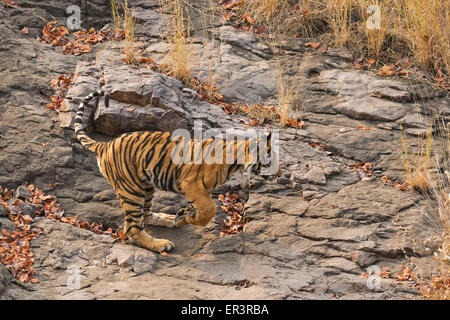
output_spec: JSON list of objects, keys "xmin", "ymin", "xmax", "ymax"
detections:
[
  {"xmin": 133, "ymin": 231, "xmax": 175, "ymax": 252},
  {"xmin": 174, "ymin": 205, "xmax": 195, "ymax": 227},
  {"xmin": 139, "ymin": 237, "xmax": 175, "ymax": 253},
  {"xmin": 153, "ymin": 238, "xmax": 175, "ymax": 253}
]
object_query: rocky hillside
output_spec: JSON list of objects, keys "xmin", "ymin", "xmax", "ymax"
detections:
[{"xmin": 0, "ymin": 0, "xmax": 448, "ymax": 299}]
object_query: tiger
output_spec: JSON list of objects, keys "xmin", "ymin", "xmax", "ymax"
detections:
[{"xmin": 74, "ymin": 90, "xmax": 281, "ymax": 253}]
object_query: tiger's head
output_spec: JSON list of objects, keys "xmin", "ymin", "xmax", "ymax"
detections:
[{"xmin": 245, "ymin": 131, "xmax": 282, "ymax": 178}]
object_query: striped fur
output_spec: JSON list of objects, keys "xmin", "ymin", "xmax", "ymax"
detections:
[{"xmin": 74, "ymin": 90, "xmax": 278, "ymax": 253}]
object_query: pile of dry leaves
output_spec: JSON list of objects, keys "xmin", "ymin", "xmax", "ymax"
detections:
[
  {"xmin": 0, "ymin": 184, "xmax": 126, "ymax": 283},
  {"xmin": 0, "ymin": 186, "xmax": 40, "ymax": 283},
  {"xmin": 218, "ymin": 193, "xmax": 248, "ymax": 236},
  {"xmin": 309, "ymin": 142, "xmax": 335, "ymax": 156},
  {"xmin": 350, "ymin": 162, "xmax": 373, "ymax": 180},
  {"xmin": 0, "ymin": 0, "xmax": 18, "ymax": 6},
  {"xmin": 40, "ymin": 21, "xmax": 104, "ymax": 56},
  {"xmin": 361, "ymin": 265, "xmax": 417, "ymax": 283},
  {"xmin": 219, "ymin": 0, "xmax": 274, "ymax": 34},
  {"xmin": 347, "ymin": 162, "xmax": 410, "ymax": 191},
  {"xmin": 418, "ymin": 274, "xmax": 450, "ymax": 300},
  {"xmin": 46, "ymin": 74, "xmax": 72, "ymax": 111},
  {"xmin": 380, "ymin": 175, "xmax": 410, "ymax": 192},
  {"xmin": 378, "ymin": 61, "xmax": 411, "ymax": 77}
]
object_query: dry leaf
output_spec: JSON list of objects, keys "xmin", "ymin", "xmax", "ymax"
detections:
[
  {"xmin": 305, "ymin": 42, "xmax": 320, "ymax": 49},
  {"xmin": 223, "ymin": 0, "xmax": 241, "ymax": 9},
  {"xmin": 242, "ymin": 13, "xmax": 255, "ymax": 25},
  {"xmin": 286, "ymin": 118, "xmax": 305, "ymax": 129}
]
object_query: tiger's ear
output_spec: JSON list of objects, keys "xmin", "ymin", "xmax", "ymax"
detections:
[{"xmin": 265, "ymin": 131, "xmax": 272, "ymax": 145}]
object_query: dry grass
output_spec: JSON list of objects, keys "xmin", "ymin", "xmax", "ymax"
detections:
[
  {"xmin": 401, "ymin": 121, "xmax": 449, "ymax": 299},
  {"xmin": 356, "ymin": 0, "xmax": 394, "ymax": 57},
  {"xmin": 276, "ymin": 60, "xmax": 299, "ymax": 127},
  {"xmin": 161, "ymin": 0, "xmax": 192, "ymax": 82},
  {"xmin": 401, "ymin": 128, "xmax": 433, "ymax": 193},
  {"xmin": 110, "ymin": 0, "xmax": 122, "ymax": 34},
  {"xmin": 239, "ymin": 103, "xmax": 279, "ymax": 124},
  {"xmin": 419, "ymin": 167, "xmax": 450, "ymax": 299},
  {"xmin": 109, "ymin": 0, "xmax": 140, "ymax": 63},
  {"xmin": 241, "ymin": 0, "xmax": 449, "ymax": 76},
  {"xmin": 393, "ymin": 0, "xmax": 449, "ymax": 76},
  {"xmin": 122, "ymin": 0, "xmax": 140, "ymax": 65},
  {"xmin": 420, "ymin": 121, "xmax": 450, "ymax": 299},
  {"xmin": 196, "ymin": 0, "xmax": 223, "ymax": 101},
  {"xmin": 242, "ymin": 0, "xmax": 287, "ymax": 26},
  {"xmin": 239, "ymin": 60, "xmax": 300, "ymax": 127},
  {"xmin": 326, "ymin": 0, "xmax": 353, "ymax": 47}
]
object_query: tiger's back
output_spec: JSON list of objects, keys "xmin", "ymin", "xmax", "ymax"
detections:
[{"xmin": 95, "ymin": 131, "xmax": 245, "ymax": 194}]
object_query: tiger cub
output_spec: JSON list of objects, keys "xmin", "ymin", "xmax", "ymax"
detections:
[{"xmin": 74, "ymin": 90, "xmax": 280, "ymax": 253}]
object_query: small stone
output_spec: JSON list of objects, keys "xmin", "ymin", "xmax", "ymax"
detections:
[
  {"xmin": 20, "ymin": 203, "xmax": 42, "ymax": 218},
  {"xmin": 133, "ymin": 249, "xmax": 156, "ymax": 275},
  {"xmin": 15, "ymin": 185, "xmax": 32, "ymax": 200},
  {"xmin": 0, "ymin": 205, "xmax": 6, "ymax": 218},
  {"xmin": 322, "ymin": 162, "xmax": 341, "ymax": 176}
]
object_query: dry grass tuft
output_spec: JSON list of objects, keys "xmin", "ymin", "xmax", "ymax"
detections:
[
  {"xmin": 110, "ymin": 0, "xmax": 122, "ymax": 34},
  {"xmin": 239, "ymin": 103, "xmax": 279, "ymax": 125},
  {"xmin": 356, "ymin": 0, "xmax": 394, "ymax": 57},
  {"xmin": 242, "ymin": 0, "xmax": 287, "ymax": 26},
  {"xmin": 401, "ymin": 128, "xmax": 433, "ymax": 193},
  {"xmin": 122, "ymin": 0, "xmax": 140, "ymax": 65},
  {"xmin": 109, "ymin": 0, "xmax": 127, "ymax": 40},
  {"xmin": 161, "ymin": 0, "xmax": 192, "ymax": 82},
  {"xmin": 196, "ymin": 0, "xmax": 223, "ymax": 101},
  {"xmin": 326, "ymin": 0, "xmax": 353, "ymax": 47},
  {"xmin": 276, "ymin": 60, "xmax": 299, "ymax": 127},
  {"xmin": 109, "ymin": 0, "xmax": 139, "ymax": 63}
]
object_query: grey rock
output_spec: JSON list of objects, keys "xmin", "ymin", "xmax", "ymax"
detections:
[
  {"xmin": 0, "ymin": 217, "xmax": 16, "ymax": 233},
  {"xmin": 0, "ymin": 205, "xmax": 6, "ymax": 218},
  {"xmin": 333, "ymin": 97, "xmax": 409, "ymax": 122},
  {"xmin": 0, "ymin": 264, "xmax": 12, "ymax": 296},
  {"xmin": 15, "ymin": 185, "xmax": 32, "ymax": 200},
  {"xmin": 397, "ymin": 113, "xmax": 431, "ymax": 129},
  {"xmin": 20, "ymin": 203, "xmax": 42, "ymax": 218},
  {"xmin": 106, "ymin": 244, "xmax": 156, "ymax": 275}
]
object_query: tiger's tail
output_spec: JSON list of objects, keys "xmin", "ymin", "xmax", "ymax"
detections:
[{"xmin": 74, "ymin": 89, "xmax": 110, "ymax": 152}]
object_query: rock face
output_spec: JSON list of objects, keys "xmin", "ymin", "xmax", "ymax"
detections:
[{"xmin": 0, "ymin": 1, "xmax": 447, "ymax": 300}]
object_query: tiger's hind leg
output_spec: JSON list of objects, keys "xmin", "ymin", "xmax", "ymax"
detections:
[
  {"xmin": 118, "ymin": 192, "xmax": 174, "ymax": 252},
  {"xmin": 142, "ymin": 185, "xmax": 176, "ymax": 228}
]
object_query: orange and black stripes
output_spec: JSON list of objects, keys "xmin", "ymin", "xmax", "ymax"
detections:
[{"xmin": 74, "ymin": 90, "xmax": 276, "ymax": 252}]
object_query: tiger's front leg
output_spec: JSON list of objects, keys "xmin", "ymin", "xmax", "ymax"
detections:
[
  {"xmin": 142, "ymin": 186, "xmax": 177, "ymax": 228},
  {"xmin": 175, "ymin": 184, "xmax": 216, "ymax": 227},
  {"xmin": 118, "ymin": 194, "xmax": 174, "ymax": 252}
]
